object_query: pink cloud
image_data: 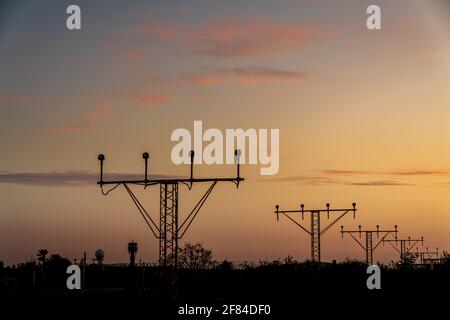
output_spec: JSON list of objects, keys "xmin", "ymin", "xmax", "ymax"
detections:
[
  {"xmin": 119, "ymin": 49, "xmax": 147, "ymax": 59},
  {"xmin": 136, "ymin": 19, "xmax": 318, "ymax": 58},
  {"xmin": 182, "ymin": 67, "xmax": 307, "ymax": 86},
  {"xmin": 83, "ymin": 89, "xmax": 172, "ymax": 113},
  {"xmin": 0, "ymin": 93, "xmax": 44, "ymax": 107},
  {"xmin": 36, "ymin": 105, "xmax": 115, "ymax": 134},
  {"xmin": 137, "ymin": 94, "xmax": 171, "ymax": 104}
]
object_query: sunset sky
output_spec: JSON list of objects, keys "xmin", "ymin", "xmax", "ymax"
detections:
[{"xmin": 1, "ymin": 0, "xmax": 450, "ymax": 265}]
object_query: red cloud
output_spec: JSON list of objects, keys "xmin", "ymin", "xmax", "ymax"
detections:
[
  {"xmin": 137, "ymin": 95, "xmax": 171, "ymax": 104},
  {"xmin": 0, "ymin": 93, "xmax": 43, "ymax": 107},
  {"xmin": 84, "ymin": 89, "xmax": 172, "ymax": 108},
  {"xmin": 136, "ymin": 19, "xmax": 318, "ymax": 58},
  {"xmin": 183, "ymin": 67, "xmax": 307, "ymax": 86},
  {"xmin": 119, "ymin": 49, "xmax": 146, "ymax": 59},
  {"xmin": 36, "ymin": 105, "xmax": 115, "ymax": 134}
]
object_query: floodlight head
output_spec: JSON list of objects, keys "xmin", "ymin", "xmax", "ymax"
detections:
[
  {"xmin": 275, "ymin": 204, "xmax": 279, "ymax": 211},
  {"xmin": 300, "ymin": 203, "xmax": 304, "ymax": 209},
  {"xmin": 98, "ymin": 154, "xmax": 105, "ymax": 183},
  {"xmin": 234, "ymin": 149, "xmax": 242, "ymax": 180},
  {"xmin": 326, "ymin": 203, "xmax": 330, "ymax": 208},
  {"xmin": 142, "ymin": 152, "xmax": 149, "ymax": 181},
  {"xmin": 189, "ymin": 150, "xmax": 195, "ymax": 158}
]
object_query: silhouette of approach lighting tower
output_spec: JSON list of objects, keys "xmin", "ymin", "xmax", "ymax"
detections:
[
  {"xmin": 383, "ymin": 236, "xmax": 424, "ymax": 262},
  {"xmin": 340, "ymin": 225, "xmax": 398, "ymax": 266},
  {"xmin": 274, "ymin": 203, "xmax": 357, "ymax": 263},
  {"xmin": 97, "ymin": 150, "xmax": 243, "ymax": 270},
  {"xmin": 128, "ymin": 241, "xmax": 138, "ymax": 266}
]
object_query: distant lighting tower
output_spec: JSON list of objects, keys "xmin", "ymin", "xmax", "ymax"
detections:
[
  {"xmin": 274, "ymin": 202, "xmax": 357, "ymax": 263},
  {"xmin": 415, "ymin": 247, "xmax": 439, "ymax": 265},
  {"xmin": 383, "ymin": 236, "xmax": 424, "ymax": 262},
  {"xmin": 340, "ymin": 225, "xmax": 398, "ymax": 266},
  {"xmin": 128, "ymin": 241, "xmax": 138, "ymax": 266}
]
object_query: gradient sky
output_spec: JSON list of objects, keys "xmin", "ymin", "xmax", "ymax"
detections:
[{"xmin": 1, "ymin": 0, "xmax": 449, "ymax": 265}]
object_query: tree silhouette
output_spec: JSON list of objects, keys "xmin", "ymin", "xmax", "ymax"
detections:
[
  {"xmin": 440, "ymin": 251, "xmax": 450, "ymax": 266},
  {"xmin": 178, "ymin": 243, "xmax": 215, "ymax": 269},
  {"xmin": 36, "ymin": 249, "xmax": 48, "ymax": 264},
  {"xmin": 45, "ymin": 254, "xmax": 71, "ymax": 287}
]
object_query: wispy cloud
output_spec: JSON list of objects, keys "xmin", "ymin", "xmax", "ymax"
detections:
[
  {"xmin": 263, "ymin": 175, "xmax": 412, "ymax": 187},
  {"xmin": 0, "ymin": 92, "xmax": 47, "ymax": 108},
  {"xmin": 321, "ymin": 169, "xmax": 370, "ymax": 176},
  {"xmin": 261, "ymin": 175, "xmax": 338, "ymax": 185},
  {"xmin": 0, "ymin": 171, "xmax": 175, "ymax": 187},
  {"xmin": 321, "ymin": 168, "xmax": 450, "ymax": 177},
  {"xmin": 137, "ymin": 94, "xmax": 171, "ymax": 104},
  {"xmin": 344, "ymin": 180, "xmax": 414, "ymax": 186},
  {"xmin": 84, "ymin": 89, "xmax": 171, "ymax": 111},
  {"xmin": 265, "ymin": 167, "xmax": 450, "ymax": 187},
  {"xmin": 183, "ymin": 67, "xmax": 307, "ymax": 86},
  {"xmin": 118, "ymin": 49, "xmax": 147, "ymax": 60},
  {"xmin": 136, "ymin": 19, "xmax": 320, "ymax": 58},
  {"xmin": 36, "ymin": 105, "xmax": 115, "ymax": 134},
  {"xmin": 382, "ymin": 169, "xmax": 449, "ymax": 176}
]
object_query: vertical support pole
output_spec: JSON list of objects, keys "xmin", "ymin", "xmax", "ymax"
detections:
[
  {"xmin": 159, "ymin": 184, "xmax": 167, "ymax": 266},
  {"xmin": 366, "ymin": 232, "xmax": 373, "ymax": 266},
  {"xmin": 400, "ymin": 240, "xmax": 406, "ymax": 261},
  {"xmin": 159, "ymin": 183, "xmax": 179, "ymax": 268},
  {"xmin": 311, "ymin": 211, "xmax": 321, "ymax": 262}
]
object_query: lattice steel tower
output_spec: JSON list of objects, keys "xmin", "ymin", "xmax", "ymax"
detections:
[
  {"xmin": 274, "ymin": 203, "xmax": 357, "ymax": 262},
  {"xmin": 340, "ymin": 225, "xmax": 398, "ymax": 265}
]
